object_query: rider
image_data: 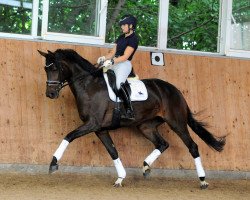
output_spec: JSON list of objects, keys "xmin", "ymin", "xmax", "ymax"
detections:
[{"xmin": 97, "ymin": 14, "xmax": 139, "ymax": 120}]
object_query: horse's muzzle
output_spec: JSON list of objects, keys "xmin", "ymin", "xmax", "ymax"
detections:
[{"xmin": 46, "ymin": 88, "xmax": 59, "ymax": 99}]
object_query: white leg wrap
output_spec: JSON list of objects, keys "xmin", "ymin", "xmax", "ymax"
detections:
[
  {"xmin": 144, "ymin": 149, "xmax": 161, "ymax": 166},
  {"xmin": 53, "ymin": 140, "xmax": 69, "ymax": 161},
  {"xmin": 194, "ymin": 157, "xmax": 205, "ymax": 177},
  {"xmin": 113, "ymin": 158, "xmax": 126, "ymax": 179}
]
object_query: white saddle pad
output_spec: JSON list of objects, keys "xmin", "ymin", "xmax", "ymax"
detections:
[{"xmin": 103, "ymin": 73, "xmax": 148, "ymax": 102}]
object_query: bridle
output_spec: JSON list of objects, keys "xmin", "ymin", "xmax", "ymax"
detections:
[
  {"xmin": 44, "ymin": 62, "xmax": 68, "ymax": 92},
  {"xmin": 44, "ymin": 62, "xmax": 104, "ymax": 93}
]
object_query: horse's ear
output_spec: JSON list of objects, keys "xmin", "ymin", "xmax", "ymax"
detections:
[
  {"xmin": 37, "ymin": 50, "xmax": 47, "ymax": 57},
  {"xmin": 47, "ymin": 50, "xmax": 54, "ymax": 55},
  {"xmin": 47, "ymin": 50, "xmax": 56, "ymax": 58}
]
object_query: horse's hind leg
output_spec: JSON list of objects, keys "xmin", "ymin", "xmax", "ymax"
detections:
[
  {"xmin": 95, "ymin": 130, "xmax": 126, "ymax": 187},
  {"xmin": 169, "ymin": 122, "xmax": 209, "ymax": 189},
  {"xmin": 137, "ymin": 118, "xmax": 169, "ymax": 177}
]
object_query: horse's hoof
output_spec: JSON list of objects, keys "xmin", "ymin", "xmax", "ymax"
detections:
[
  {"xmin": 49, "ymin": 156, "xmax": 58, "ymax": 174},
  {"xmin": 142, "ymin": 164, "xmax": 151, "ymax": 178},
  {"xmin": 113, "ymin": 182, "xmax": 123, "ymax": 187},
  {"xmin": 49, "ymin": 163, "xmax": 58, "ymax": 174},
  {"xmin": 200, "ymin": 181, "xmax": 209, "ymax": 189},
  {"xmin": 143, "ymin": 168, "xmax": 151, "ymax": 178},
  {"xmin": 113, "ymin": 178, "xmax": 123, "ymax": 187}
]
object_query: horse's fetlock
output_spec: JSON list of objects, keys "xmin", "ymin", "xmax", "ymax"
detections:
[
  {"xmin": 143, "ymin": 161, "xmax": 149, "ymax": 167},
  {"xmin": 143, "ymin": 165, "xmax": 150, "ymax": 171},
  {"xmin": 142, "ymin": 161, "xmax": 150, "ymax": 173}
]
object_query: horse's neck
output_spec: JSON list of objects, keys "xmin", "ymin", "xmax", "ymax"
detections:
[
  {"xmin": 67, "ymin": 62, "xmax": 104, "ymax": 97},
  {"xmin": 69, "ymin": 61, "xmax": 98, "ymax": 77},
  {"xmin": 69, "ymin": 72, "xmax": 103, "ymax": 95},
  {"xmin": 66, "ymin": 62, "xmax": 89, "ymax": 83}
]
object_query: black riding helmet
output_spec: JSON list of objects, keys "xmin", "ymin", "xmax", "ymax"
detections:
[{"xmin": 119, "ymin": 15, "xmax": 137, "ymax": 30}]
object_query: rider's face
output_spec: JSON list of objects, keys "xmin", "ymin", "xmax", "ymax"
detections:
[{"xmin": 121, "ymin": 24, "xmax": 129, "ymax": 33}]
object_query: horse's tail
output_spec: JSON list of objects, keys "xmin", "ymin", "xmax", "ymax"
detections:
[{"xmin": 187, "ymin": 107, "xmax": 226, "ymax": 152}]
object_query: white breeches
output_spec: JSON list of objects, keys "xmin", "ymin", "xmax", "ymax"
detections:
[{"xmin": 109, "ymin": 60, "xmax": 132, "ymax": 89}]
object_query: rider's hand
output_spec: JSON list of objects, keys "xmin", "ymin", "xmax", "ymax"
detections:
[
  {"xmin": 103, "ymin": 59, "xmax": 114, "ymax": 68},
  {"xmin": 97, "ymin": 56, "xmax": 105, "ymax": 64}
]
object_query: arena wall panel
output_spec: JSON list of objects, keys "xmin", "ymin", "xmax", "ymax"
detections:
[{"xmin": 0, "ymin": 39, "xmax": 249, "ymax": 171}]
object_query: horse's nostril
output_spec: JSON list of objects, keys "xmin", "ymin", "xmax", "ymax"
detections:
[
  {"xmin": 49, "ymin": 93, "xmax": 54, "ymax": 98},
  {"xmin": 46, "ymin": 92, "xmax": 56, "ymax": 98}
]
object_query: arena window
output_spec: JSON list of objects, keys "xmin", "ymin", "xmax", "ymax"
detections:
[
  {"xmin": 221, "ymin": 0, "xmax": 250, "ymax": 58},
  {"xmin": 0, "ymin": 0, "xmax": 249, "ymax": 58},
  {"xmin": 41, "ymin": 0, "xmax": 107, "ymax": 45},
  {"xmin": 0, "ymin": 0, "xmax": 39, "ymax": 39}
]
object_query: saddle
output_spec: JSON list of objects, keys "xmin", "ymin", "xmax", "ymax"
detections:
[
  {"xmin": 103, "ymin": 69, "xmax": 148, "ymax": 129},
  {"xmin": 104, "ymin": 69, "xmax": 148, "ymax": 102}
]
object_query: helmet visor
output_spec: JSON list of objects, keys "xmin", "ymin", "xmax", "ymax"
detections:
[{"xmin": 119, "ymin": 17, "xmax": 133, "ymax": 26}]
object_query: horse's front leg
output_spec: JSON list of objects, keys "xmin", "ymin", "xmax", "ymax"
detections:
[
  {"xmin": 49, "ymin": 120, "xmax": 99, "ymax": 174},
  {"xmin": 95, "ymin": 130, "xmax": 126, "ymax": 187}
]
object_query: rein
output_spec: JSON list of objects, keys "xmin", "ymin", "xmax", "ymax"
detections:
[{"xmin": 67, "ymin": 63, "xmax": 104, "ymax": 85}]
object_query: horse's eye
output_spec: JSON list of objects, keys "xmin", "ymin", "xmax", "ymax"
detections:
[{"xmin": 51, "ymin": 65, "xmax": 58, "ymax": 71}]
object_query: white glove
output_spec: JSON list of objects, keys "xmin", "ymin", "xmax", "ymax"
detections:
[
  {"xmin": 97, "ymin": 56, "xmax": 105, "ymax": 64},
  {"xmin": 103, "ymin": 59, "xmax": 114, "ymax": 68}
]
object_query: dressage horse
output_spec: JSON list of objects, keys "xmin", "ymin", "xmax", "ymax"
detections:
[{"xmin": 38, "ymin": 49, "xmax": 225, "ymax": 189}]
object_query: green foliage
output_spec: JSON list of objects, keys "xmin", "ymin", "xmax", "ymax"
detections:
[
  {"xmin": 0, "ymin": 0, "xmax": 249, "ymax": 52},
  {"xmin": 105, "ymin": 0, "xmax": 221, "ymax": 51},
  {"xmin": 48, "ymin": 0, "xmax": 97, "ymax": 36},
  {"xmin": 167, "ymin": 0, "xmax": 220, "ymax": 52},
  {"xmin": 106, "ymin": 0, "xmax": 159, "ymax": 47},
  {"xmin": 0, "ymin": 1, "xmax": 32, "ymax": 34},
  {"xmin": 232, "ymin": 0, "xmax": 250, "ymax": 23}
]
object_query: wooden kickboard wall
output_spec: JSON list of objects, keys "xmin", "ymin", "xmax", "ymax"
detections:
[{"xmin": 0, "ymin": 38, "xmax": 249, "ymax": 171}]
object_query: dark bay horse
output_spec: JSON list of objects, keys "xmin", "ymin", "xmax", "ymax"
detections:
[{"xmin": 38, "ymin": 49, "xmax": 225, "ymax": 189}]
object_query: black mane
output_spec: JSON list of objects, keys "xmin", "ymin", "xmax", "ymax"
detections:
[{"xmin": 54, "ymin": 49, "xmax": 103, "ymax": 77}]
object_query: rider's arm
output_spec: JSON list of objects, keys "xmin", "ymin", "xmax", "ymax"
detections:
[
  {"xmin": 104, "ymin": 45, "xmax": 117, "ymax": 60},
  {"xmin": 113, "ymin": 46, "xmax": 134, "ymax": 64}
]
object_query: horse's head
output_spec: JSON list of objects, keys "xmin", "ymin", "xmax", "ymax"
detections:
[
  {"xmin": 38, "ymin": 50, "xmax": 69, "ymax": 99},
  {"xmin": 39, "ymin": 49, "xmax": 103, "ymax": 99}
]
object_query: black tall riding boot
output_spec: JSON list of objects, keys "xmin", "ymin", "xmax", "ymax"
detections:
[{"xmin": 119, "ymin": 83, "xmax": 135, "ymax": 120}]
